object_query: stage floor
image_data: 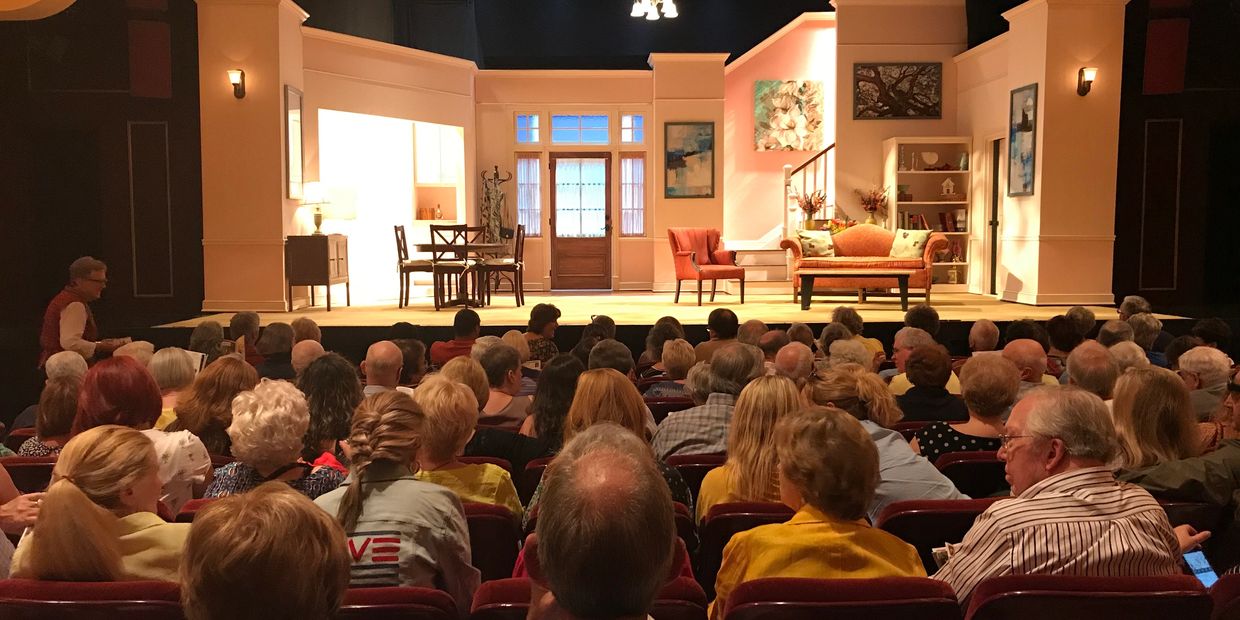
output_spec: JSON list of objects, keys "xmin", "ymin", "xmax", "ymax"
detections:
[{"xmin": 158, "ymin": 291, "xmax": 1149, "ymax": 329}]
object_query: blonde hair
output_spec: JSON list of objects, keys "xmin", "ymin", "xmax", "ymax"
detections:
[
  {"xmin": 439, "ymin": 356, "xmax": 490, "ymax": 410},
  {"xmin": 502, "ymin": 329, "xmax": 531, "ymax": 364},
  {"xmin": 15, "ymin": 425, "xmax": 157, "ymax": 581},
  {"xmin": 227, "ymin": 379, "xmax": 310, "ymax": 472},
  {"xmin": 181, "ymin": 482, "xmax": 350, "ymax": 620},
  {"xmin": 803, "ymin": 364, "xmax": 903, "ymax": 427},
  {"xmin": 565, "ymin": 369, "xmax": 648, "ymax": 442},
  {"xmin": 661, "ymin": 339, "xmax": 695, "ymax": 381},
  {"xmin": 149, "ymin": 347, "xmax": 196, "ymax": 392},
  {"xmin": 726, "ymin": 375, "xmax": 800, "ymax": 502},
  {"xmin": 776, "ymin": 406, "xmax": 879, "ymax": 521},
  {"xmin": 337, "ymin": 391, "xmax": 426, "ymax": 532},
  {"xmin": 410, "ymin": 376, "xmax": 479, "ymax": 463},
  {"xmin": 1113, "ymin": 367, "xmax": 1199, "ymax": 468}
]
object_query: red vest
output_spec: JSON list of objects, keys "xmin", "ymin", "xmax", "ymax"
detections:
[{"xmin": 39, "ymin": 288, "xmax": 97, "ymax": 366}]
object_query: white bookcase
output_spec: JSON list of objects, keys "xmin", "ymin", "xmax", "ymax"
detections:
[{"xmin": 882, "ymin": 136, "xmax": 972, "ymax": 292}]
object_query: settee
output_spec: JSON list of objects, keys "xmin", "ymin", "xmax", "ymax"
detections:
[{"xmin": 779, "ymin": 224, "xmax": 948, "ymax": 303}]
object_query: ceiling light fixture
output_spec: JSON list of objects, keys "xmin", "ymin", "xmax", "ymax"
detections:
[{"xmin": 631, "ymin": 0, "xmax": 677, "ymax": 21}]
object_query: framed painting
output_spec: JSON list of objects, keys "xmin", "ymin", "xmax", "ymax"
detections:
[
  {"xmin": 853, "ymin": 63, "xmax": 943, "ymax": 119},
  {"xmin": 754, "ymin": 80, "xmax": 824, "ymax": 151},
  {"xmin": 1008, "ymin": 83, "xmax": 1038, "ymax": 197},
  {"xmin": 664, "ymin": 121, "xmax": 714, "ymax": 199},
  {"xmin": 285, "ymin": 85, "xmax": 304, "ymax": 200}
]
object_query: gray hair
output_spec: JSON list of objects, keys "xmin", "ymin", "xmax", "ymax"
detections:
[
  {"xmin": 1178, "ymin": 346, "xmax": 1232, "ymax": 389},
  {"xmin": 828, "ymin": 339, "xmax": 871, "ymax": 368},
  {"xmin": 113, "ymin": 341, "xmax": 155, "ymax": 367},
  {"xmin": 1119, "ymin": 295, "xmax": 1152, "ymax": 317},
  {"xmin": 470, "ymin": 335, "xmax": 503, "ymax": 361},
  {"xmin": 228, "ymin": 379, "xmax": 311, "ymax": 471},
  {"xmin": 969, "ymin": 320, "xmax": 1000, "ymax": 352},
  {"xmin": 1097, "ymin": 320, "xmax": 1134, "ymax": 347},
  {"xmin": 479, "ymin": 343, "xmax": 520, "ymax": 387},
  {"xmin": 817, "ymin": 323, "xmax": 853, "ymax": 354},
  {"xmin": 44, "ymin": 351, "xmax": 88, "ymax": 381},
  {"xmin": 189, "ymin": 321, "xmax": 225, "ymax": 355},
  {"xmin": 537, "ymin": 423, "xmax": 674, "ymax": 619},
  {"xmin": 588, "ymin": 339, "xmax": 635, "ymax": 375},
  {"xmin": 684, "ymin": 362, "xmax": 712, "ymax": 405},
  {"xmin": 229, "ymin": 311, "xmax": 261, "ymax": 341},
  {"xmin": 1066, "ymin": 306, "xmax": 1096, "ymax": 337},
  {"xmin": 1023, "ymin": 386, "xmax": 1117, "ymax": 462},
  {"xmin": 960, "ymin": 355, "xmax": 1021, "ymax": 418},
  {"xmin": 894, "ymin": 326, "xmax": 934, "ymax": 350},
  {"xmin": 68, "ymin": 256, "xmax": 106, "ymax": 281},
  {"xmin": 1110, "ymin": 341, "xmax": 1151, "ymax": 374},
  {"xmin": 257, "ymin": 322, "xmax": 294, "ymax": 356},
  {"xmin": 1066, "ymin": 340, "xmax": 1119, "ymax": 400},
  {"xmin": 149, "ymin": 347, "xmax": 195, "ymax": 392},
  {"xmin": 1127, "ymin": 313, "xmax": 1163, "ymax": 350}
]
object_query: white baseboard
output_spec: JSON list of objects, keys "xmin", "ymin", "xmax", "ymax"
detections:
[
  {"xmin": 201, "ymin": 299, "xmax": 289, "ymax": 313},
  {"xmin": 999, "ymin": 291, "xmax": 1115, "ymax": 306}
]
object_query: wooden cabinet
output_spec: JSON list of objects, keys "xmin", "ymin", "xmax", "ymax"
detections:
[{"xmin": 285, "ymin": 234, "xmax": 350, "ymax": 311}]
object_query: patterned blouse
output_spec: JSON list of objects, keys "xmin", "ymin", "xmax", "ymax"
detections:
[
  {"xmin": 527, "ymin": 336, "xmax": 559, "ymax": 364},
  {"xmin": 141, "ymin": 429, "xmax": 213, "ymax": 514},
  {"xmin": 914, "ymin": 422, "xmax": 1002, "ymax": 466},
  {"xmin": 17, "ymin": 437, "xmax": 62, "ymax": 458},
  {"xmin": 204, "ymin": 461, "xmax": 345, "ymax": 500},
  {"xmin": 644, "ymin": 381, "xmax": 689, "ymax": 399}
]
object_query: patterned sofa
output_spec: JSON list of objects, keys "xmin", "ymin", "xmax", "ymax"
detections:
[{"xmin": 779, "ymin": 224, "xmax": 948, "ymax": 302}]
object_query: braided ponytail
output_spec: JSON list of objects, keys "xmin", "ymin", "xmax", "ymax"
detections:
[{"xmin": 336, "ymin": 391, "xmax": 424, "ymax": 532}]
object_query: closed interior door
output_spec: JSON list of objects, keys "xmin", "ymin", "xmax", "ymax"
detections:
[{"xmin": 550, "ymin": 153, "xmax": 612, "ymax": 289}]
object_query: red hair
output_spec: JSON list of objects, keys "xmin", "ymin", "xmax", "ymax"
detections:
[{"xmin": 73, "ymin": 356, "xmax": 162, "ymax": 435}]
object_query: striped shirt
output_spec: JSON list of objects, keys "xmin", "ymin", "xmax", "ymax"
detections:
[{"xmin": 932, "ymin": 466, "xmax": 1181, "ymax": 603}]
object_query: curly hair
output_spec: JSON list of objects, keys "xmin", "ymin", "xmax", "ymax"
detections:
[
  {"xmin": 229, "ymin": 379, "xmax": 311, "ymax": 472},
  {"xmin": 296, "ymin": 353, "xmax": 363, "ymax": 461}
]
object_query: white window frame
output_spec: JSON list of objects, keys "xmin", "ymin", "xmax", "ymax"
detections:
[
  {"xmin": 620, "ymin": 153, "xmax": 646, "ymax": 237},
  {"xmin": 515, "ymin": 113, "xmax": 541, "ymax": 145},
  {"xmin": 550, "ymin": 113, "xmax": 610, "ymax": 145},
  {"xmin": 620, "ymin": 113, "xmax": 645, "ymax": 145},
  {"xmin": 516, "ymin": 153, "xmax": 542, "ymax": 238}
]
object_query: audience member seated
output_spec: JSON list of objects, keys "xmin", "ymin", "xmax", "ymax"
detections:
[
  {"xmin": 684, "ymin": 362, "xmax": 712, "ymax": 406},
  {"xmin": 1192, "ymin": 317, "xmax": 1233, "ymax": 352},
  {"xmin": 388, "ymin": 321, "xmax": 418, "ymax": 341},
  {"xmin": 695, "ymin": 308, "xmax": 740, "ymax": 363},
  {"xmin": 188, "ymin": 320, "xmax": 227, "ymax": 366},
  {"xmin": 431, "ymin": 308, "xmax": 481, "ymax": 368},
  {"xmin": 737, "ymin": 319, "xmax": 767, "ymax": 346},
  {"xmin": 1004, "ymin": 319, "xmax": 1052, "ymax": 355},
  {"xmin": 1112, "ymin": 367, "xmax": 1205, "ymax": 466},
  {"xmin": 392, "ymin": 337, "xmax": 428, "ymax": 387},
  {"xmin": 254, "ymin": 322, "xmax": 295, "ymax": 380},
  {"xmin": 827, "ymin": 339, "xmax": 872, "ymax": 370},
  {"xmin": 167, "ymin": 356, "xmax": 258, "ymax": 456},
  {"xmin": 184, "ymin": 482, "xmax": 350, "ymax": 620},
  {"xmin": 787, "ymin": 321, "xmax": 815, "ymax": 351},
  {"xmin": 12, "ymin": 350, "xmax": 88, "ymax": 430},
  {"xmin": 912, "ymin": 355, "xmax": 1018, "ymax": 464},
  {"xmin": 361, "ymin": 340, "xmax": 403, "ymax": 396},
  {"xmin": 889, "ymin": 327, "xmax": 962, "ymax": 395},
  {"xmin": 453, "ymin": 355, "xmax": 554, "ymax": 473},
  {"xmin": 896, "ymin": 345, "xmax": 969, "ymax": 422},
  {"xmin": 525, "ymin": 303, "xmax": 562, "ymax": 364},
  {"xmin": 1112, "ymin": 341, "xmax": 1153, "ymax": 375},
  {"xmin": 501, "ymin": 329, "xmax": 537, "ymax": 395},
  {"xmin": 113, "ymin": 340, "xmax": 155, "ymax": 366},
  {"xmin": 815, "ymin": 322, "xmax": 853, "ymax": 361},
  {"xmin": 568, "ymin": 323, "xmax": 607, "ymax": 368},
  {"xmin": 806, "ymin": 366, "xmax": 966, "ymax": 520},
  {"xmin": 697, "ymin": 375, "xmax": 800, "ymax": 521},
  {"xmin": 932, "ymin": 386, "xmax": 1191, "ymax": 604},
  {"xmin": 710, "ymin": 406, "xmax": 925, "ymax": 619},
  {"xmin": 74, "ymin": 356, "xmax": 211, "ymax": 513},
  {"xmin": 1002, "ymin": 338, "xmax": 1058, "ymax": 401},
  {"xmin": 1178, "ymin": 346, "xmax": 1232, "ymax": 422},
  {"xmin": 1120, "ymin": 295, "xmax": 1173, "ymax": 351},
  {"xmin": 205, "ymin": 379, "xmax": 344, "ymax": 500},
  {"xmin": 1066, "ymin": 305, "xmax": 1098, "ymax": 339},
  {"xmin": 291, "ymin": 315, "xmax": 321, "ymax": 344},
  {"xmin": 1129, "ymin": 313, "xmax": 1168, "ymax": 367},
  {"xmin": 526, "ymin": 424, "xmax": 675, "ymax": 620},
  {"xmin": 1098, "ymin": 319, "xmax": 1135, "ymax": 347},
  {"xmin": 639, "ymin": 315, "xmax": 687, "ymax": 367},
  {"xmin": 411, "ymin": 377, "xmax": 523, "ymax": 519},
  {"xmin": 773, "ymin": 342, "xmax": 815, "ymax": 387},
  {"xmin": 480, "ymin": 343, "xmax": 532, "ymax": 430},
  {"xmin": 1046, "ymin": 314, "xmax": 1084, "ymax": 372},
  {"xmin": 1065, "ymin": 340, "xmax": 1119, "ymax": 404},
  {"xmin": 905, "ymin": 303, "xmax": 942, "ymax": 339},
  {"xmin": 643, "ymin": 338, "xmax": 695, "ymax": 398},
  {"xmin": 229, "ymin": 311, "xmax": 264, "ymax": 367},
  {"xmin": 653, "ymin": 343, "xmax": 761, "ymax": 460},
  {"xmin": 297, "ymin": 352, "xmax": 363, "ymax": 473},
  {"xmin": 472, "ymin": 334, "xmax": 503, "ymax": 360},
  {"xmin": 315, "ymin": 391, "xmax": 479, "ymax": 614},
  {"xmin": 969, "ymin": 319, "xmax": 1000, "ymax": 354},
  {"xmin": 833, "ymin": 306, "xmax": 886, "ymax": 364},
  {"xmin": 758, "ymin": 330, "xmax": 790, "ymax": 371},
  {"xmin": 290, "ymin": 339, "xmax": 325, "ymax": 376},
  {"xmin": 150, "ymin": 347, "xmax": 196, "ymax": 430},
  {"xmin": 12, "ymin": 425, "xmax": 190, "ymax": 582},
  {"xmin": 520, "ymin": 354, "xmax": 586, "ymax": 452},
  {"xmin": 589, "ymin": 338, "xmax": 637, "ymax": 377},
  {"xmin": 1165, "ymin": 335, "xmax": 1204, "ymax": 371},
  {"xmin": 441, "ymin": 356, "xmax": 490, "ymax": 408},
  {"xmin": 18, "ymin": 376, "xmax": 78, "ymax": 457},
  {"xmin": 525, "ymin": 369, "xmax": 694, "ymax": 527}
]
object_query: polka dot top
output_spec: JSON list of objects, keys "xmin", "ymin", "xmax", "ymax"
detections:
[{"xmin": 914, "ymin": 422, "xmax": 1002, "ymax": 466}]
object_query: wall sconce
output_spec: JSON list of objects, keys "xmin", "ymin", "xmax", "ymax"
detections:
[
  {"xmin": 227, "ymin": 69, "xmax": 246, "ymax": 99},
  {"xmin": 1077, "ymin": 67, "xmax": 1097, "ymax": 96}
]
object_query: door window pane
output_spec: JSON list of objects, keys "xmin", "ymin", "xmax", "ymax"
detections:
[
  {"xmin": 555, "ymin": 158, "xmax": 607, "ymax": 238},
  {"xmin": 621, "ymin": 155, "xmax": 645, "ymax": 236},
  {"xmin": 517, "ymin": 154, "xmax": 541, "ymax": 237}
]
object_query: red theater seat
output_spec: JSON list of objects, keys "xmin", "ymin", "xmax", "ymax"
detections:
[
  {"xmin": 696, "ymin": 502, "xmax": 794, "ymax": 599},
  {"xmin": 1213, "ymin": 573, "xmax": 1240, "ymax": 620},
  {"xmin": 470, "ymin": 576, "xmax": 706, "ymax": 620},
  {"xmin": 875, "ymin": 497, "xmax": 1004, "ymax": 573},
  {"xmin": 665, "ymin": 452, "xmax": 726, "ymax": 502},
  {"xmin": 964, "ymin": 574, "xmax": 1211, "ymax": 620},
  {"xmin": 893, "ymin": 421, "xmax": 931, "ymax": 441},
  {"xmin": 3, "ymin": 428, "xmax": 36, "ymax": 454},
  {"xmin": 175, "ymin": 498, "xmax": 217, "ymax": 523},
  {"xmin": 934, "ymin": 451, "xmax": 1008, "ymax": 498},
  {"xmin": 721, "ymin": 576, "xmax": 959, "ymax": 620},
  {"xmin": 0, "ymin": 579, "xmax": 182, "ymax": 620},
  {"xmin": 340, "ymin": 586, "xmax": 457, "ymax": 620},
  {"xmin": 517, "ymin": 456, "xmax": 553, "ymax": 504},
  {"xmin": 463, "ymin": 502, "xmax": 522, "ymax": 582},
  {"xmin": 646, "ymin": 397, "xmax": 695, "ymax": 424},
  {"xmin": 0, "ymin": 457, "xmax": 57, "ymax": 494}
]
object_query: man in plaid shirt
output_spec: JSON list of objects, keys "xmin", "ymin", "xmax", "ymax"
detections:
[{"xmin": 652, "ymin": 343, "xmax": 762, "ymax": 460}]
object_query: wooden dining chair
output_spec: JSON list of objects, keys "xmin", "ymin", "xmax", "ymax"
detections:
[
  {"xmin": 476, "ymin": 224, "xmax": 526, "ymax": 307},
  {"xmin": 428, "ymin": 224, "xmax": 471, "ymax": 310},
  {"xmin": 393, "ymin": 225, "xmax": 434, "ymax": 309}
]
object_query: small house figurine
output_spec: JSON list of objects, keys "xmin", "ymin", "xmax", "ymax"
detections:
[{"xmin": 941, "ymin": 178, "xmax": 956, "ymax": 196}]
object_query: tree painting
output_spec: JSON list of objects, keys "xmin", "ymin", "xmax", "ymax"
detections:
[{"xmin": 852, "ymin": 63, "xmax": 942, "ymax": 120}]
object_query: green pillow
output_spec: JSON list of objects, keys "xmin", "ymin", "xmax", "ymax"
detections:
[
  {"xmin": 890, "ymin": 229, "xmax": 931, "ymax": 258},
  {"xmin": 797, "ymin": 230, "xmax": 835, "ymax": 258}
]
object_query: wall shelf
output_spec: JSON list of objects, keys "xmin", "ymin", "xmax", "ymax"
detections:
[{"xmin": 884, "ymin": 136, "xmax": 973, "ymax": 292}]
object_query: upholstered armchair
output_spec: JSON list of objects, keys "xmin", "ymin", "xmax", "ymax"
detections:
[
  {"xmin": 668, "ymin": 228, "xmax": 745, "ymax": 306},
  {"xmin": 780, "ymin": 224, "xmax": 948, "ymax": 303}
]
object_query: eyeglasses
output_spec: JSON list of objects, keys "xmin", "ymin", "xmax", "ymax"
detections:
[{"xmin": 998, "ymin": 433, "xmax": 1031, "ymax": 447}]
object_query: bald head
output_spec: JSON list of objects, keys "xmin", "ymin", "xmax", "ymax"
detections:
[
  {"xmin": 362, "ymin": 340, "xmax": 403, "ymax": 388},
  {"xmin": 737, "ymin": 320, "xmax": 768, "ymax": 346},
  {"xmin": 1002, "ymin": 339, "xmax": 1048, "ymax": 382},
  {"xmin": 774, "ymin": 342, "xmax": 814, "ymax": 385},
  {"xmin": 969, "ymin": 319, "xmax": 1000, "ymax": 353},
  {"xmin": 291, "ymin": 340, "xmax": 326, "ymax": 376}
]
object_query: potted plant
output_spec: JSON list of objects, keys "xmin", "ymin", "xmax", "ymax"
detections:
[
  {"xmin": 854, "ymin": 186, "xmax": 888, "ymax": 225},
  {"xmin": 793, "ymin": 189, "xmax": 829, "ymax": 230}
]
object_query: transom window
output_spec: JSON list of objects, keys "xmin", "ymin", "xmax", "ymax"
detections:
[
  {"xmin": 516, "ymin": 114, "xmax": 540, "ymax": 144},
  {"xmin": 621, "ymin": 114, "xmax": 645, "ymax": 144},
  {"xmin": 551, "ymin": 114, "xmax": 609, "ymax": 145}
]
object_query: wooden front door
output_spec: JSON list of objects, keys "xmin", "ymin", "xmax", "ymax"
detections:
[{"xmin": 550, "ymin": 153, "xmax": 612, "ymax": 289}]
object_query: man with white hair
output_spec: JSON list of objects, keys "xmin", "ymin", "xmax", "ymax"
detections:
[
  {"xmin": 828, "ymin": 339, "xmax": 872, "ymax": 370},
  {"xmin": 933, "ymin": 386, "xmax": 1198, "ymax": 604},
  {"xmin": 653, "ymin": 343, "xmax": 761, "ymax": 459},
  {"xmin": 968, "ymin": 320, "xmax": 1000, "ymax": 354},
  {"xmin": 39, "ymin": 256, "xmax": 129, "ymax": 366},
  {"xmin": 773, "ymin": 342, "xmax": 814, "ymax": 386},
  {"xmin": 291, "ymin": 340, "xmax": 326, "ymax": 376},
  {"xmin": 1178, "ymin": 346, "xmax": 1233, "ymax": 421},
  {"xmin": 13, "ymin": 350, "xmax": 89, "ymax": 430},
  {"xmin": 470, "ymin": 335, "xmax": 503, "ymax": 360},
  {"xmin": 1002, "ymin": 339, "xmax": 1058, "ymax": 401},
  {"xmin": 888, "ymin": 327, "xmax": 961, "ymax": 396},
  {"xmin": 1109, "ymin": 341, "xmax": 1151, "ymax": 375},
  {"xmin": 361, "ymin": 341, "xmax": 404, "ymax": 396},
  {"xmin": 1128, "ymin": 312, "xmax": 1167, "ymax": 367}
]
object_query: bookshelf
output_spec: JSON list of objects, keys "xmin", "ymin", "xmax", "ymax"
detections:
[{"xmin": 882, "ymin": 136, "xmax": 973, "ymax": 292}]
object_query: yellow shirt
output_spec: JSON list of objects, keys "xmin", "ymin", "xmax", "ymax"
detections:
[
  {"xmin": 12, "ymin": 512, "xmax": 190, "ymax": 582},
  {"xmin": 709, "ymin": 505, "xmax": 925, "ymax": 619},
  {"xmin": 696, "ymin": 463, "xmax": 780, "ymax": 523},
  {"xmin": 853, "ymin": 334, "xmax": 886, "ymax": 359},
  {"xmin": 889, "ymin": 371, "xmax": 962, "ymax": 396},
  {"xmin": 414, "ymin": 463, "xmax": 524, "ymax": 520},
  {"xmin": 154, "ymin": 407, "xmax": 177, "ymax": 431}
]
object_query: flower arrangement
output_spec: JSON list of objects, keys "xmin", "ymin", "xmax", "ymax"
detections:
[
  {"xmin": 854, "ymin": 186, "xmax": 888, "ymax": 214},
  {"xmin": 793, "ymin": 188, "xmax": 828, "ymax": 220},
  {"xmin": 825, "ymin": 218, "xmax": 858, "ymax": 234}
]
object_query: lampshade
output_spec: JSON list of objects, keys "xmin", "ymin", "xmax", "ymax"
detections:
[
  {"xmin": 630, "ymin": 0, "xmax": 645, "ymax": 17},
  {"xmin": 302, "ymin": 181, "xmax": 326, "ymax": 205}
]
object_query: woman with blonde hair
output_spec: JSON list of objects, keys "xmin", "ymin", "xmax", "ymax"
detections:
[
  {"xmin": 12, "ymin": 425, "xmax": 190, "ymax": 581},
  {"xmin": 696, "ymin": 375, "xmax": 800, "ymax": 521},
  {"xmin": 643, "ymin": 338, "xmax": 696, "ymax": 399},
  {"xmin": 1112, "ymin": 367, "xmax": 1202, "ymax": 468},
  {"xmin": 804, "ymin": 365, "xmax": 964, "ymax": 521},
  {"xmin": 168, "ymin": 356, "xmax": 259, "ymax": 455},
  {"xmin": 502, "ymin": 329, "xmax": 538, "ymax": 395},
  {"xmin": 315, "ymin": 391, "xmax": 479, "ymax": 615},
  {"xmin": 411, "ymin": 376, "xmax": 523, "ymax": 519},
  {"xmin": 439, "ymin": 356, "xmax": 490, "ymax": 410}
]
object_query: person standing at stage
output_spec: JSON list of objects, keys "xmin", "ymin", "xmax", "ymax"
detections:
[{"xmin": 39, "ymin": 256, "xmax": 128, "ymax": 367}]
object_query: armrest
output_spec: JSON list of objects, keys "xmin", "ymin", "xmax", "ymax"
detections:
[
  {"xmin": 922, "ymin": 232, "xmax": 949, "ymax": 267},
  {"xmin": 672, "ymin": 250, "xmax": 701, "ymax": 275},
  {"xmin": 711, "ymin": 248, "xmax": 737, "ymax": 266},
  {"xmin": 779, "ymin": 238, "xmax": 803, "ymax": 261}
]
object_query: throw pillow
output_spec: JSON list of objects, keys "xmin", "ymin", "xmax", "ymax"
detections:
[
  {"xmin": 890, "ymin": 229, "xmax": 931, "ymax": 258},
  {"xmin": 797, "ymin": 230, "xmax": 835, "ymax": 257}
]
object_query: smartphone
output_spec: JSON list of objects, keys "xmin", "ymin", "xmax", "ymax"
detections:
[{"xmin": 1184, "ymin": 550, "xmax": 1218, "ymax": 588}]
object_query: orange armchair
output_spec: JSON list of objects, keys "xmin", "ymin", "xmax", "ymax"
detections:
[{"xmin": 668, "ymin": 228, "xmax": 745, "ymax": 306}]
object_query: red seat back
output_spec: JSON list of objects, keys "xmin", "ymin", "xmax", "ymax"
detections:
[
  {"xmin": 525, "ymin": 503, "xmax": 697, "ymax": 552},
  {"xmin": 892, "ymin": 421, "xmax": 931, "ymax": 441},
  {"xmin": 875, "ymin": 498, "xmax": 1005, "ymax": 573},
  {"xmin": 209, "ymin": 454, "xmax": 235, "ymax": 467},
  {"xmin": 0, "ymin": 579, "xmax": 181, "ymax": 620},
  {"xmin": 470, "ymin": 576, "xmax": 706, "ymax": 620},
  {"xmin": 0, "ymin": 457, "xmax": 57, "ymax": 494},
  {"xmin": 518, "ymin": 456, "xmax": 554, "ymax": 505},
  {"xmin": 665, "ymin": 452, "xmax": 726, "ymax": 503},
  {"xmin": 646, "ymin": 397, "xmax": 695, "ymax": 424},
  {"xmin": 722, "ymin": 577, "xmax": 959, "ymax": 620},
  {"xmin": 339, "ymin": 586, "xmax": 456, "ymax": 620},
  {"xmin": 1212, "ymin": 573, "xmax": 1240, "ymax": 620},
  {"xmin": 934, "ymin": 451, "xmax": 1008, "ymax": 498},
  {"xmin": 3, "ymin": 428, "xmax": 37, "ymax": 453},
  {"xmin": 964, "ymin": 574, "xmax": 1211, "ymax": 620},
  {"xmin": 175, "ymin": 498, "xmax": 217, "ymax": 523},
  {"xmin": 1158, "ymin": 499, "xmax": 1225, "ymax": 535},
  {"xmin": 460, "ymin": 456, "xmax": 515, "ymax": 478},
  {"xmin": 463, "ymin": 502, "xmax": 521, "ymax": 583},
  {"xmin": 697, "ymin": 502, "xmax": 795, "ymax": 599}
]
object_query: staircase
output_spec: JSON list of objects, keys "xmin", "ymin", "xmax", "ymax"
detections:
[{"xmin": 783, "ymin": 143, "xmax": 837, "ymax": 234}]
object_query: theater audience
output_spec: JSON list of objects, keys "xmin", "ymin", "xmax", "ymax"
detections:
[
  {"xmin": 290, "ymin": 339, "xmax": 325, "ymax": 376},
  {"xmin": 787, "ymin": 321, "xmax": 815, "ymax": 350},
  {"xmin": 828, "ymin": 339, "xmax": 872, "ymax": 370},
  {"xmin": 806, "ymin": 366, "xmax": 965, "ymax": 520},
  {"xmin": 520, "ymin": 354, "xmax": 586, "ymax": 450},
  {"xmin": 653, "ymin": 343, "xmax": 761, "ymax": 459},
  {"xmin": 389, "ymin": 338, "xmax": 426, "ymax": 387},
  {"xmin": 290, "ymin": 316, "xmax": 321, "ymax": 343},
  {"xmin": 472, "ymin": 334, "xmax": 503, "ymax": 360},
  {"xmin": 588, "ymin": 338, "xmax": 636, "ymax": 377},
  {"xmin": 254, "ymin": 322, "xmax": 295, "ymax": 380},
  {"xmin": 18, "ymin": 376, "xmax": 79, "ymax": 457},
  {"xmin": 896, "ymin": 345, "xmax": 969, "ymax": 422},
  {"xmin": 639, "ymin": 315, "xmax": 686, "ymax": 367},
  {"xmin": 205, "ymin": 379, "xmax": 344, "ymax": 499},
  {"xmin": 889, "ymin": 327, "xmax": 962, "ymax": 395},
  {"xmin": 1119, "ymin": 295, "xmax": 1173, "ymax": 351},
  {"xmin": 1005, "ymin": 319, "xmax": 1052, "ymax": 356},
  {"xmin": 479, "ymin": 343, "xmax": 532, "ymax": 430},
  {"xmin": 297, "ymin": 352, "xmax": 363, "ymax": 472},
  {"xmin": 969, "ymin": 319, "xmax": 1000, "ymax": 354},
  {"xmin": 149, "ymin": 347, "xmax": 196, "ymax": 430},
  {"xmin": 1129, "ymin": 312, "xmax": 1167, "ymax": 367},
  {"xmin": 113, "ymin": 340, "xmax": 155, "ymax": 367},
  {"xmin": 773, "ymin": 342, "xmax": 814, "ymax": 387},
  {"xmin": 1165, "ymin": 335, "xmax": 1205, "ymax": 371},
  {"xmin": 758, "ymin": 329, "xmax": 790, "ymax": 368},
  {"xmin": 431, "ymin": 308, "xmax": 480, "ymax": 368},
  {"xmin": 833, "ymin": 306, "xmax": 885, "ymax": 363},
  {"xmin": 912, "ymin": 355, "xmax": 1018, "ymax": 465},
  {"xmin": 1097, "ymin": 319, "xmax": 1134, "ymax": 347},
  {"xmin": 933, "ymin": 386, "xmax": 1189, "ymax": 604},
  {"xmin": 440, "ymin": 356, "xmax": 490, "ymax": 408},
  {"xmin": 1112, "ymin": 367, "xmax": 1203, "ymax": 467},
  {"xmin": 695, "ymin": 308, "xmax": 740, "ymax": 363},
  {"xmin": 188, "ymin": 320, "xmax": 226, "ymax": 366},
  {"xmin": 1046, "ymin": 314, "xmax": 1084, "ymax": 368},
  {"xmin": 184, "ymin": 483, "xmax": 351, "ymax": 620},
  {"xmin": 1192, "ymin": 317, "xmax": 1233, "ymax": 352},
  {"xmin": 1065, "ymin": 340, "xmax": 1119, "ymax": 403},
  {"xmin": 904, "ymin": 303, "xmax": 941, "ymax": 339},
  {"xmin": 697, "ymin": 375, "xmax": 800, "ymax": 521},
  {"xmin": 815, "ymin": 323, "xmax": 852, "ymax": 360},
  {"xmin": 13, "ymin": 350, "xmax": 88, "ymax": 430},
  {"xmin": 568, "ymin": 324, "xmax": 606, "ymax": 368},
  {"xmin": 502, "ymin": 328, "xmax": 536, "ymax": 389},
  {"xmin": 1002, "ymin": 338, "xmax": 1058, "ymax": 401},
  {"xmin": 643, "ymin": 338, "xmax": 695, "ymax": 398},
  {"xmin": 167, "ymin": 356, "xmax": 258, "ymax": 456},
  {"xmin": 684, "ymin": 362, "xmax": 712, "ymax": 406},
  {"xmin": 1178, "ymin": 346, "xmax": 1232, "ymax": 421},
  {"xmin": 1111, "ymin": 341, "xmax": 1152, "ymax": 374},
  {"xmin": 360, "ymin": 340, "xmax": 403, "ymax": 396},
  {"xmin": 525, "ymin": 303, "xmax": 562, "ymax": 364},
  {"xmin": 527, "ymin": 424, "xmax": 675, "ymax": 620},
  {"xmin": 229, "ymin": 311, "xmax": 263, "ymax": 367},
  {"xmin": 737, "ymin": 319, "xmax": 768, "ymax": 346},
  {"xmin": 411, "ymin": 377, "xmax": 523, "ymax": 519},
  {"xmin": 591, "ymin": 314, "xmax": 617, "ymax": 340},
  {"xmin": 1066, "ymin": 305, "xmax": 1097, "ymax": 339},
  {"xmin": 12, "ymin": 425, "xmax": 189, "ymax": 582},
  {"xmin": 711, "ymin": 406, "xmax": 925, "ymax": 619}
]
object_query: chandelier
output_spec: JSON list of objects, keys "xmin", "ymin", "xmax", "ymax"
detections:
[{"xmin": 631, "ymin": 0, "xmax": 678, "ymax": 20}]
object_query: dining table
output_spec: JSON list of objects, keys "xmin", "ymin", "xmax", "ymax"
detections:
[{"xmin": 413, "ymin": 241, "xmax": 509, "ymax": 308}]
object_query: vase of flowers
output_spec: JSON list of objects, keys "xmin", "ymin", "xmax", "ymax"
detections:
[
  {"xmin": 855, "ymin": 186, "xmax": 888, "ymax": 225},
  {"xmin": 793, "ymin": 189, "xmax": 828, "ymax": 229}
]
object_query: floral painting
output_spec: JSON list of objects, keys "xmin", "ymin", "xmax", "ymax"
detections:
[
  {"xmin": 852, "ymin": 63, "xmax": 942, "ymax": 119},
  {"xmin": 754, "ymin": 80, "xmax": 824, "ymax": 151}
]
